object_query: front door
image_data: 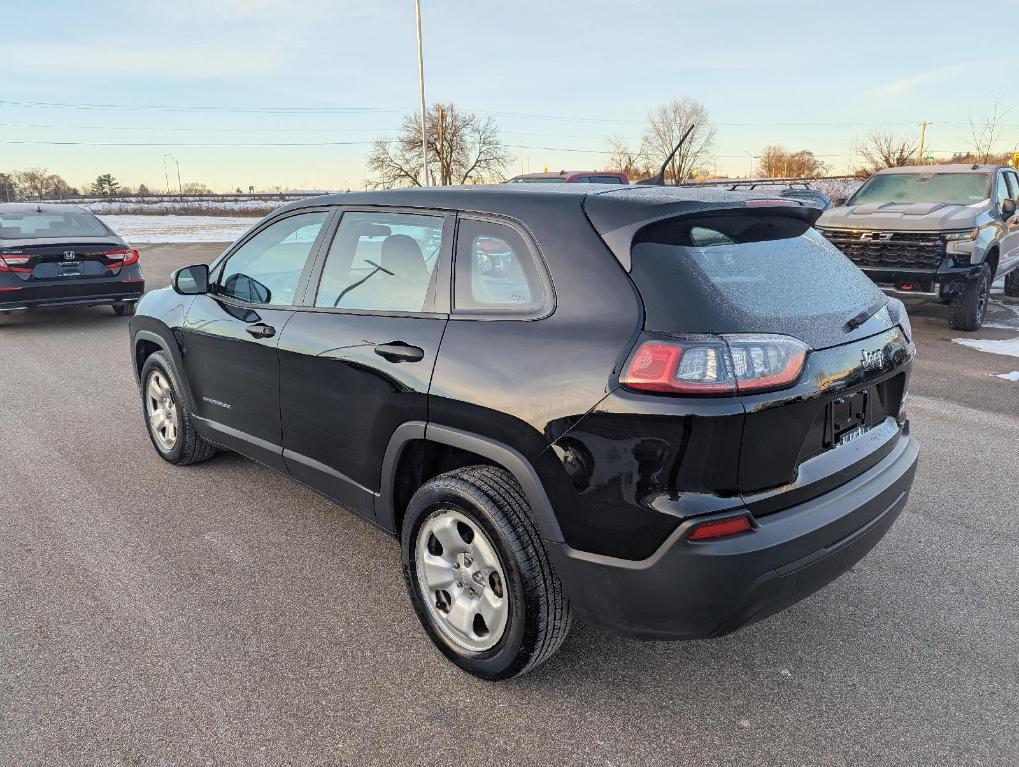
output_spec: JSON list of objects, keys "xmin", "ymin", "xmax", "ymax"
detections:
[
  {"xmin": 181, "ymin": 209, "xmax": 331, "ymax": 469},
  {"xmin": 277, "ymin": 209, "xmax": 451, "ymax": 519}
]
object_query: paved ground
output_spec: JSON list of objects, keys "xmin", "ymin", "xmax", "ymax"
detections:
[{"xmin": 1, "ymin": 244, "xmax": 1017, "ymax": 767}]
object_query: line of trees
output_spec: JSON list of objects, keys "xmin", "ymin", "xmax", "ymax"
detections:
[{"xmin": 0, "ymin": 168, "xmax": 217, "ymax": 201}]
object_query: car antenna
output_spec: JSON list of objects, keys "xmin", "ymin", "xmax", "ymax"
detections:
[{"xmin": 636, "ymin": 124, "xmax": 696, "ymax": 186}]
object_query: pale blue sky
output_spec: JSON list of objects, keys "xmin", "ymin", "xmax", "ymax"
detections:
[{"xmin": 2, "ymin": 0, "xmax": 1016, "ymax": 191}]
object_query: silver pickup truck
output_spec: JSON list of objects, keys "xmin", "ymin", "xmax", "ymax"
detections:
[{"xmin": 816, "ymin": 164, "xmax": 1019, "ymax": 330}]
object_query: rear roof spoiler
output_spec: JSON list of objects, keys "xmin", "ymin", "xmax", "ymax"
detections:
[{"xmin": 583, "ymin": 197, "xmax": 822, "ymax": 271}]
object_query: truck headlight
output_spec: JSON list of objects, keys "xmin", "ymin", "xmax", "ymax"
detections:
[{"xmin": 942, "ymin": 229, "xmax": 979, "ymax": 242}]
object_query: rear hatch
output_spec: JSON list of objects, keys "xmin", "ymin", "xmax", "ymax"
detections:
[
  {"xmin": 622, "ymin": 207, "xmax": 913, "ymax": 514},
  {"xmin": 0, "ymin": 239, "xmax": 133, "ymax": 282}
]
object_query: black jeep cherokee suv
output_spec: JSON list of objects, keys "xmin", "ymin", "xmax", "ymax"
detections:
[{"xmin": 129, "ymin": 185, "xmax": 919, "ymax": 679}]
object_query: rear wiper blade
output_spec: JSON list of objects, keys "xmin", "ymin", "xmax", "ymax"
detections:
[{"xmin": 844, "ymin": 296, "xmax": 889, "ymax": 332}]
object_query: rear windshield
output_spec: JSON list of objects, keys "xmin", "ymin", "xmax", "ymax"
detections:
[
  {"xmin": 630, "ymin": 212, "xmax": 884, "ymax": 347},
  {"xmin": 0, "ymin": 209, "xmax": 110, "ymax": 239},
  {"xmin": 849, "ymin": 172, "xmax": 990, "ymax": 206}
]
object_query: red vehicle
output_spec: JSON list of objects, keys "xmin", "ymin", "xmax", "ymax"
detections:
[{"xmin": 508, "ymin": 170, "xmax": 628, "ymax": 184}]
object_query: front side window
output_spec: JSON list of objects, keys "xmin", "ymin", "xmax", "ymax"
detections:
[
  {"xmin": 454, "ymin": 218, "xmax": 545, "ymax": 314},
  {"xmin": 314, "ymin": 211, "xmax": 444, "ymax": 313},
  {"xmin": 215, "ymin": 211, "xmax": 327, "ymax": 305},
  {"xmin": 996, "ymin": 173, "xmax": 1013, "ymax": 212}
]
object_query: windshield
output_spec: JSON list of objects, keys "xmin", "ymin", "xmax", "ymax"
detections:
[
  {"xmin": 850, "ymin": 172, "xmax": 990, "ymax": 206},
  {"xmin": 0, "ymin": 209, "xmax": 110, "ymax": 239}
]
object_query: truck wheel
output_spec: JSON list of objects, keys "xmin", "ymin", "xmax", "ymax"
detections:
[
  {"xmin": 1005, "ymin": 270, "xmax": 1019, "ymax": 298},
  {"xmin": 401, "ymin": 465, "xmax": 572, "ymax": 680},
  {"xmin": 949, "ymin": 263, "xmax": 992, "ymax": 331},
  {"xmin": 140, "ymin": 351, "xmax": 217, "ymax": 465}
]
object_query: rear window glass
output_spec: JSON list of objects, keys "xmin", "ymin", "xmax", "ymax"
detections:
[
  {"xmin": 850, "ymin": 172, "xmax": 990, "ymax": 206},
  {"xmin": 630, "ymin": 213, "xmax": 884, "ymax": 344},
  {"xmin": 0, "ymin": 209, "xmax": 109, "ymax": 239},
  {"xmin": 585, "ymin": 175, "xmax": 626, "ymax": 184},
  {"xmin": 454, "ymin": 219, "xmax": 545, "ymax": 314}
]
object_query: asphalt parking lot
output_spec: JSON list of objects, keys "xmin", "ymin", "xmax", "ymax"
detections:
[{"xmin": 1, "ymin": 243, "xmax": 1017, "ymax": 767}]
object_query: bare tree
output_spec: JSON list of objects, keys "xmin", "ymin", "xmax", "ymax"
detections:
[
  {"xmin": 639, "ymin": 98, "xmax": 716, "ymax": 183},
  {"xmin": 854, "ymin": 131, "xmax": 917, "ymax": 176},
  {"xmin": 969, "ymin": 98, "xmax": 1010, "ymax": 164},
  {"xmin": 758, "ymin": 146, "xmax": 828, "ymax": 178},
  {"xmin": 606, "ymin": 134, "xmax": 650, "ymax": 179},
  {"xmin": 181, "ymin": 182, "xmax": 212, "ymax": 195},
  {"xmin": 12, "ymin": 168, "xmax": 75, "ymax": 199},
  {"xmin": 367, "ymin": 103, "xmax": 512, "ymax": 188}
]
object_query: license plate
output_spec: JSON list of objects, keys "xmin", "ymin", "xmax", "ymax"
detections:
[{"xmin": 836, "ymin": 424, "xmax": 867, "ymax": 446}]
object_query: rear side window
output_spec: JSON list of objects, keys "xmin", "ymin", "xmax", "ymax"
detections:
[
  {"xmin": 0, "ymin": 209, "xmax": 109, "ymax": 239},
  {"xmin": 586, "ymin": 175, "xmax": 626, "ymax": 184},
  {"xmin": 454, "ymin": 218, "xmax": 545, "ymax": 315},
  {"xmin": 630, "ymin": 213, "xmax": 884, "ymax": 344}
]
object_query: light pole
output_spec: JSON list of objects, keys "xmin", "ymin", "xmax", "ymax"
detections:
[
  {"xmin": 163, "ymin": 153, "xmax": 182, "ymax": 196},
  {"xmin": 415, "ymin": 0, "xmax": 429, "ymax": 186}
]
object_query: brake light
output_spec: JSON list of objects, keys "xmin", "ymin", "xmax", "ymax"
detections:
[
  {"xmin": 0, "ymin": 252, "xmax": 32, "ymax": 273},
  {"xmin": 621, "ymin": 335, "xmax": 808, "ymax": 396},
  {"xmin": 688, "ymin": 515, "xmax": 753, "ymax": 541},
  {"xmin": 106, "ymin": 248, "xmax": 140, "ymax": 267}
]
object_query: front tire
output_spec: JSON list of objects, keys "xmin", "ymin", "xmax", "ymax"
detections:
[
  {"xmin": 1005, "ymin": 269, "xmax": 1019, "ymax": 298},
  {"xmin": 401, "ymin": 466, "xmax": 571, "ymax": 680},
  {"xmin": 140, "ymin": 351, "xmax": 217, "ymax": 465},
  {"xmin": 949, "ymin": 263, "xmax": 992, "ymax": 331}
]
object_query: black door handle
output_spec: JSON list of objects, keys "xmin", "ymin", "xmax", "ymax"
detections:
[
  {"xmin": 374, "ymin": 341, "xmax": 425, "ymax": 362},
  {"xmin": 245, "ymin": 323, "xmax": 276, "ymax": 339}
]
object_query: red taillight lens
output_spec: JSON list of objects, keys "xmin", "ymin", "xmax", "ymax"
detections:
[
  {"xmin": 0, "ymin": 252, "xmax": 32, "ymax": 272},
  {"xmin": 621, "ymin": 335, "xmax": 807, "ymax": 397},
  {"xmin": 688, "ymin": 515, "xmax": 753, "ymax": 541},
  {"xmin": 106, "ymin": 248, "xmax": 140, "ymax": 268}
]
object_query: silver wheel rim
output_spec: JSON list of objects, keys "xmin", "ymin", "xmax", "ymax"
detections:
[
  {"xmin": 415, "ymin": 508, "xmax": 509, "ymax": 653},
  {"xmin": 145, "ymin": 371, "xmax": 179, "ymax": 452}
]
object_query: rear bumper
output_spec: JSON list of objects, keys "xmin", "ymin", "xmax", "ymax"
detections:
[
  {"xmin": 0, "ymin": 269, "xmax": 144, "ymax": 312},
  {"xmin": 547, "ymin": 424, "xmax": 919, "ymax": 640}
]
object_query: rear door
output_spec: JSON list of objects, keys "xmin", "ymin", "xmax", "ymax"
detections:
[
  {"xmin": 626, "ymin": 208, "xmax": 914, "ymax": 513},
  {"xmin": 276, "ymin": 208, "xmax": 452, "ymax": 520},
  {"xmin": 180, "ymin": 208, "xmax": 331, "ymax": 469}
]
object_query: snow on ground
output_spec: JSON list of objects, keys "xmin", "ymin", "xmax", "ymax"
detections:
[
  {"xmin": 952, "ymin": 335, "xmax": 1019, "ymax": 359},
  {"xmin": 97, "ymin": 214, "xmax": 256, "ymax": 243},
  {"xmin": 995, "ymin": 371, "xmax": 1019, "ymax": 381},
  {"xmin": 85, "ymin": 199, "xmax": 287, "ymax": 215}
]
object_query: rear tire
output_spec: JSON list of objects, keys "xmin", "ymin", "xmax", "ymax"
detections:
[
  {"xmin": 113, "ymin": 302, "xmax": 136, "ymax": 317},
  {"xmin": 1005, "ymin": 269, "xmax": 1019, "ymax": 298},
  {"xmin": 401, "ymin": 465, "xmax": 572, "ymax": 680},
  {"xmin": 949, "ymin": 263, "xmax": 992, "ymax": 331},
  {"xmin": 140, "ymin": 351, "xmax": 217, "ymax": 466}
]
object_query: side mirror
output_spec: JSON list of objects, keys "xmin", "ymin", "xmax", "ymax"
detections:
[
  {"xmin": 172, "ymin": 264, "xmax": 209, "ymax": 295},
  {"xmin": 1004, "ymin": 198, "xmax": 1017, "ymax": 217}
]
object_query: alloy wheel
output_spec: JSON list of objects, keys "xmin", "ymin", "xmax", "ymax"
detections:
[
  {"xmin": 145, "ymin": 370, "xmax": 179, "ymax": 452},
  {"xmin": 415, "ymin": 508, "xmax": 509, "ymax": 653}
]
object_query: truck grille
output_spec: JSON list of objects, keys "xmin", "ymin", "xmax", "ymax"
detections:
[{"xmin": 819, "ymin": 229, "xmax": 945, "ymax": 269}]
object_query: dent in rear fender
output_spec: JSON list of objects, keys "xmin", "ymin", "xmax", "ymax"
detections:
[
  {"xmin": 375, "ymin": 421, "xmax": 564, "ymax": 543},
  {"xmin": 538, "ymin": 387, "xmax": 747, "ymax": 561}
]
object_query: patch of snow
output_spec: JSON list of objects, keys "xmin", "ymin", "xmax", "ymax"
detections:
[
  {"xmin": 97, "ymin": 215, "xmax": 256, "ymax": 243},
  {"xmin": 952, "ymin": 335, "xmax": 1019, "ymax": 359},
  {"xmin": 994, "ymin": 371, "xmax": 1019, "ymax": 382},
  {"xmin": 980, "ymin": 322, "xmax": 1019, "ymax": 330}
]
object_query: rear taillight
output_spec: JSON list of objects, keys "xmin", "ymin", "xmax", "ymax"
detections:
[
  {"xmin": 0, "ymin": 252, "xmax": 32, "ymax": 273},
  {"xmin": 688, "ymin": 514, "xmax": 753, "ymax": 541},
  {"xmin": 621, "ymin": 334, "xmax": 808, "ymax": 397},
  {"xmin": 106, "ymin": 248, "xmax": 140, "ymax": 268}
]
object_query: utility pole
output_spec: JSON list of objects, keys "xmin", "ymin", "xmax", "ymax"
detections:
[
  {"xmin": 414, "ymin": 0, "xmax": 429, "ymax": 186},
  {"xmin": 437, "ymin": 104, "xmax": 445, "ymax": 185},
  {"xmin": 163, "ymin": 153, "xmax": 182, "ymax": 195},
  {"xmin": 918, "ymin": 122, "xmax": 931, "ymax": 165}
]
